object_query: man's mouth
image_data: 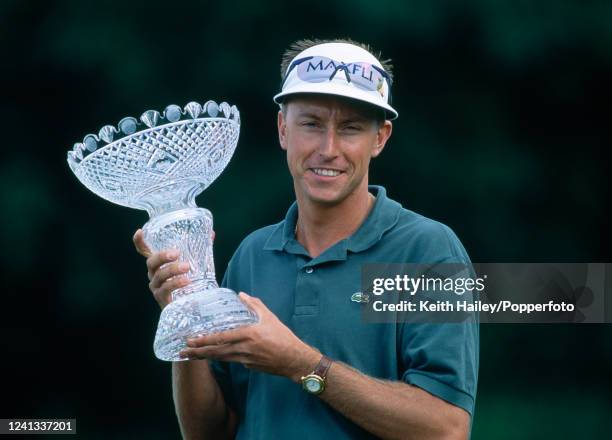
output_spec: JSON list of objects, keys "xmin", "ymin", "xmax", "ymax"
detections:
[{"xmin": 310, "ymin": 168, "xmax": 343, "ymax": 177}]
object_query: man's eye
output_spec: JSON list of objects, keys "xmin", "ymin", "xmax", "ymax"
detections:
[{"xmin": 302, "ymin": 121, "xmax": 318, "ymax": 127}]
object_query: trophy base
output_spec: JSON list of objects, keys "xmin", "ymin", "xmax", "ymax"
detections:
[{"xmin": 153, "ymin": 286, "xmax": 258, "ymax": 361}]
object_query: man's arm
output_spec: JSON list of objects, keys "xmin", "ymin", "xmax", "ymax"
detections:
[
  {"xmin": 293, "ymin": 354, "xmax": 469, "ymax": 440},
  {"xmin": 133, "ymin": 230, "xmax": 236, "ymax": 440},
  {"xmin": 172, "ymin": 360, "xmax": 237, "ymax": 440},
  {"xmin": 181, "ymin": 292, "xmax": 470, "ymax": 440}
]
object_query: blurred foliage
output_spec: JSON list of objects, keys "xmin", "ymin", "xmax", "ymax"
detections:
[{"xmin": 0, "ymin": 0, "xmax": 610, "ymax": 438}]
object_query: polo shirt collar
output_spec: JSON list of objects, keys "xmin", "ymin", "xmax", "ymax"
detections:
[
  {"xmin": 263, "ymin": 185, "xmax": 402, "ymax": 259},
  {"xmin": 347, "ymin": 186, "xmax": 402, "ymax": 252}
]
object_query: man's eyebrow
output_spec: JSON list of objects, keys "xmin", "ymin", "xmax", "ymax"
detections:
[
  {"xmin": 295, "ymin": 111, "xmax": 323, "ymax": 119},
  {"xmin": 340, "ymin": 116, "xmax": 368, "ymax": 123},
  {"xmin": 295, "ymin": 111, "xmax": 369, "ymax": 123}
]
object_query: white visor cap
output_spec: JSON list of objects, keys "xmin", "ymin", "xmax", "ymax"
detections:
[{"xmin": 273, "ymin": 42, "xmax": 398, "ymax": 120}]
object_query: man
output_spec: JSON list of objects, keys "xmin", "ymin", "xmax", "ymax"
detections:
[{"xmin": 134, "ymin": 39, "xmax": 478, "ymax": 439}]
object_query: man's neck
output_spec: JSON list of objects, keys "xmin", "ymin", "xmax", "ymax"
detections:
[{"xmin": 294, "ymin": 185, "xmax": 376, "ymax": 258}]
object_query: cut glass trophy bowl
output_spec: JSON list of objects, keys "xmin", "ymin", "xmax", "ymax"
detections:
[{"xmin": 67, "ymin": 100, "xmax": 258, "ymax": 361}]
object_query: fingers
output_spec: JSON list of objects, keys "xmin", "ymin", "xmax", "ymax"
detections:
[
  {"xmin": 133, "ymin": 229, "xmax": 152, "ymax": 257},
  {"xmin": 149, "ymin": 262, "xmax": 190, "ymax": 306},
  {"xmin": 146, "ymin": 249, "xmax": 180, "ymax": 276},
  {"xmin": 238, "ymin": 292, "xmax": 267, "ymax": 315},
  {"xmin": 149, "ymin": 266, "xmax": 189, "ymax": 309},
  {"xmin": 187, "ymin": 327, "xmax": 249, "ymax": 348},
  {"xmin": 180, "ymin": 342, "xmax": 252, "ymax": 362},
  {"xmin": 145, "ymin": 252, "xmax": 189, "ymax": 309},
  {"xmin": 158, "ymin": 272, "xmax": 191, "ymax": 293},
  {"xmin": 150, "ymin": 260, "xmax": 190, "ymax": 289},
  {"xmin": 134, "ymin": 229, "xmax": 194, "ymax": 310}
]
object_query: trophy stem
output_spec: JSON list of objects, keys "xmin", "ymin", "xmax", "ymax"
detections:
[
  {"xmin": 171, "ymin": 276, "xmax": 219, "ymax": 301},
  {"xmin": 142, "ymin": 207, "xmax": 218, "ymax": 298}
]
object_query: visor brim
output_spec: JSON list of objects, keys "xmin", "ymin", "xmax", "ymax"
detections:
[{"xmin": 273, "ymin": 82, "xmax": 398, "ymax": 120}]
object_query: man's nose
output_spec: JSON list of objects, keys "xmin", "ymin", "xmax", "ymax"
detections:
[{"xmin": 318, "ymin": 127, "xmax": 340, "ymax": 158}]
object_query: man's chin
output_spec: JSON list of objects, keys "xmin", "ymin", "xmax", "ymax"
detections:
[{"xmin": 303, "ymin": 188, "xmax": 348, "ymax": 206}]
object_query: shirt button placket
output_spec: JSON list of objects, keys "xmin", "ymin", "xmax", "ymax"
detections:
[{"xmin": 293, "ymin": 260, "xmax": 319, "ymax": 317}]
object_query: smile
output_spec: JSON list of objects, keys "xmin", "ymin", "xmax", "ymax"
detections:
[{"xmin": 311, "ymin": 168, "xmax": 342, "ymax": 177}]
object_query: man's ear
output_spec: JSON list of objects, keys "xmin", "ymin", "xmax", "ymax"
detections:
[
  {"xmin": 278, "ymin": 110, "xmax": 288, "ymax": 151},
  {"xmin": 371, "ymin": 121, "xmax": 392, "ymax": 158}
]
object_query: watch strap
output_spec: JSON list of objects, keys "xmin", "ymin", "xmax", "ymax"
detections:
[{"xmin": 313, "ymin": 355, "xmax": 332, "ymax": 379}]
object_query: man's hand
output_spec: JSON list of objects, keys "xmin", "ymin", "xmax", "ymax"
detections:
[
  {"xmin": 179, "ymin": 292, "xmax": 321, "ymax": 382},
  {"xmin": 132, "ymin": 229, "xmax": 191, "ymax": 309}
]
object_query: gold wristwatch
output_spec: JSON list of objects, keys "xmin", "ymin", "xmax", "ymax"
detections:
[{"xmin": 300, "ymin": 355, "xmax": 332, "ymax": 395}]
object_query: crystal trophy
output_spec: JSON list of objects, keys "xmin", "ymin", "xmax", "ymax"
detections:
[{"xmin": 67, "ymin": 100, "xmax": 258, "ymax": 361}]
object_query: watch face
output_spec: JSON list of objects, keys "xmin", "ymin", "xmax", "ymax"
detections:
[{"xmin": 304, "ymin": 377, "xmax": 322, "ymax": 394}]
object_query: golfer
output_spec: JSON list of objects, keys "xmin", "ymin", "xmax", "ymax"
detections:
[{"xmin": 134, "ymin": 39, "xmax": 478, "ymax": 440}]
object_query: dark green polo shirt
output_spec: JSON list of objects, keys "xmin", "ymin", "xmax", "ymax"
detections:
[{"xmin": 212, "ymin": 186, "xmax": 479, "ymax": 439}]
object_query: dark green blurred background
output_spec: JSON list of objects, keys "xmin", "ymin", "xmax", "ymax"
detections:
[{"xmin": 1, "ymin": 1, "xmax": 610, "ymax": 438}]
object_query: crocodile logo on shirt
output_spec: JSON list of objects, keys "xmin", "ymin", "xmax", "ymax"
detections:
[{"xmin": 351, "ymin": 292, "xmax": 370, "ymax": 303}]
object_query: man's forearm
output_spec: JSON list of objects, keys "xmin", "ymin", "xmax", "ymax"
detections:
[
  {"xmin": 172, "ymin": 360, "xmax": 235, "ymax": 440},
  {"xmin": 292, "ymin": 354, "xmax": 469, "ymax": 440}
]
